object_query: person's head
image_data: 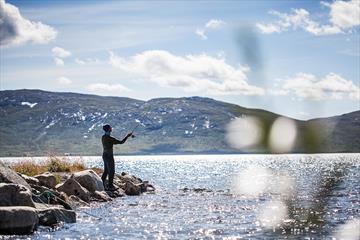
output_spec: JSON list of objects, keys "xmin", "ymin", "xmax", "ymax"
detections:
[{"xmin": 103, "ymin": 124, "xmax": 112, "ymax": 133}]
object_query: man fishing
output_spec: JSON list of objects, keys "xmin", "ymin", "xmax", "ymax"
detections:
[{"xmin": 101, "ymin": 124, "xmax": 134, "ymax": 191}]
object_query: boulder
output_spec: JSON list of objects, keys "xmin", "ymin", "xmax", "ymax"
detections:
[
  {"xmin": 0, "ymin": 161, "xmax": 31, "ymax": 189},
  {"xmin": 31, "ymin": 187, "xmax": 72, "ymax": 210},
  {"xmin": 56, "ymin": 178, "xmax": 90, "ymax": 203},
  {"xmin": 37, "ymin": 207, "xmax": 76, "ymax": 226},
  {"xmin": 34, "ymin": 172, "xmax": 57, "ymax": 189},
  {"xmin": 71, "ymin": 170, "xmax": 104, "ymax": 192},
  {"xmin": 0, "ymin": 183, "xmax": 35, "ymax": 207},
  {"xmin": 0, "ymin": 206, "xmax": 39, "ymax": 235},
  {"xmin": 34, "ymin": 202, "xmax": 63, "ymax": 210},
  {"xmin": 124, "ymin": 181, "xmax": 142, "ymax": 196},
  {"xmin": 19, "ymin": 173, "xmax": 40, "ymax": 185},
  {"xmin": 118, "ymin": 173, "xmax": 142, "ymax": 185},
  {"xmin": 68, "ymin": 195, "xmax": 89, "ymax": 208},
  {"xmin": 105, "ymin": 188, "xmax": 126, "ymax": 198},
  {"xmin": 91, "ymin": 191, "xmax": 112, "ymax": 202}
]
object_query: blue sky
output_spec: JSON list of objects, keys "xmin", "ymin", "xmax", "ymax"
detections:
[{"xmin": 1, "ymin": 0, "xmax": 359, "ymax": 120}]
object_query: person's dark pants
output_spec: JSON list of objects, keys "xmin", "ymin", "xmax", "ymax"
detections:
[{"xmin": 102, "ymin": 152, "xmax": 115, "ymax": 187}]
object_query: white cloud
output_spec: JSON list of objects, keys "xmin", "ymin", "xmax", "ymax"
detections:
[
  {"xmin": 86, "ymin": 83, "xmax": 131, "ymax": 94},
  {"xmin": 0, "ymin": 0, "xmax": 57, "ymax": 47},
  {"xmin": 195, "ymin": 29, "xmax": 207, "ymax": 40},
  {"xmin": 323, "ymin": 0, "xmax": 360, "ymax": 29},
  {"xmin": 109, "ymin": 50, "xmax": 264, "ymax": 96},
  {"xmin": 75, "ymin": 58, "xmax": 102, "ymax": 65},
  {"xmin": 52, "ymin": 47, "xmax": 71, "ymax": 58},
  {"xmin": 267, "ymin": 89, "xmax": 289, "ymax": 96},
  {"xmin": 257, "ymin": 8, "xmax": 342, "ymax": 35},
  {"xmin": 257, "ymin": 0, "xmax": 360, "ymax": 36},
  {"xmin": 54, "ymin": 57, "xmax": 64, "ymax": 66},
  {"xmin": 205, "ymin": 19, "xmax": 226, "ymax": 29},
  {"xmin": 195, "ymin": 19, "xmax": 226, "ymax": 40},
  {"xmin": 271, "ymin": 72, "xmax": 360, "ymax": 100},
  {"xmin": 255, "ymin": 23, "xmax": 282, "ymax": 34},
  {"xmin": 51, "ymin": 47, "xmax": 71, "ymax": 66},
  {"xmin": 57, "ymin": 76, "xmax": 72, "ymax": 85}
]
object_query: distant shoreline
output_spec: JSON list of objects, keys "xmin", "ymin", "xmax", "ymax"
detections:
[{"xmin": 1, "ymin": 152, "xmax": 359, "ymax": 159}]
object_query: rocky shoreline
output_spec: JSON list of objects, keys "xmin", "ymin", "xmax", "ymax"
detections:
[{"xmin": 0, "ymin": 161, "xmax": 155, "ymax": 235}]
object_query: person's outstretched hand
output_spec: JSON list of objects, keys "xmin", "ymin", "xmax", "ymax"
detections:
[{"xmin": 127, "ymin": 132, "xmax": 133, "ymax": 138}]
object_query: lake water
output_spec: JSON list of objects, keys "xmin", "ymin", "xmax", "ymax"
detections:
[{"xmin": 2, "ymin": 154, "xmax": 360, "ymax": 239}]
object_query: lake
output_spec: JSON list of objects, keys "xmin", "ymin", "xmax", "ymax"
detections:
[{"xmin": 2, "ymin": 154, "xmax": 360, "ymax": 239}]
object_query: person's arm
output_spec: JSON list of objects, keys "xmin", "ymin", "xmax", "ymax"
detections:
[{"xmin": 112, "ymin": 133, "xmax": 132, "ymax": 145}]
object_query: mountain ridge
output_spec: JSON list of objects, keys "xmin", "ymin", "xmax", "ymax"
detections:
[{"xmin": 0, "ymin": 89, "xmax": 359, "ymax": 156}]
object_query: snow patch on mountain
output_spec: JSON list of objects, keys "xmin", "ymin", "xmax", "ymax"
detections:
[{"xmin": 21, "ymin": 102, "xmax": 37, "ymax": 108}]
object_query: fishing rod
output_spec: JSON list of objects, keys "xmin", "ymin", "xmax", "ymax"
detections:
[{"xmin": 128, "ymin": 123, "xmax": 139, "ymax": 138}]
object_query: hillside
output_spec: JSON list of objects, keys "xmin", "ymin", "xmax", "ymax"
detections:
[{"xmin": 0, "ymin": 89, "xmax": 359, "ymax": 156}]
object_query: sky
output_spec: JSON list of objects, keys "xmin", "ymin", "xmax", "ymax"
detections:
[{"xmin": 0, "ymin": 0, "xmax": 359, "ymax": 120}]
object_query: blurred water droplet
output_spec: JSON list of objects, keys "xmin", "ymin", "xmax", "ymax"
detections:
[
  {"xmin": 334, "ymin": 218, "xmax": 360, "ymax": 240},
  {"xmin": 269, "ymin": 117, "xmax": 297, "ymax": 153},
  {"xmin": 232, "ymin": 166, "xmax": 271, "ymax": 196},
  {"xmin": 226, "ymin": 116, "xmax": 263, "ymax": 149},
  {"xmin": 258, "ymin": 201, "xmax": 288, "ymax": 228}
]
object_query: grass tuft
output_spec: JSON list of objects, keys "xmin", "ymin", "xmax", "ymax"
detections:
[{"xmin": 11, "ymin": 155, "xmax": 87, "ymax": 176}]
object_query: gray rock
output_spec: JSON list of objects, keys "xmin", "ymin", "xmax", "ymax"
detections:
[
  {"xmin": 56, "ymin": 178, "xmax": 90, "ymax": 202},
  {"xmin": 37, "ymin": 207, "xmax": 76, "ymax": 226},
  {"xmin": 0, "ymin": 161, "xmax": 31, "ymax": 189},
  {"xmin": 0, "ymin": 206, "xmax": 39, "ymax": 235},
  {"xmin": 72, "ymin": 170, "xmax": 104, "ymax": 192},
  {"xmin": 19, "ymin": 173, "xmax": 40, "ymax": 185},
  {"xmin": 34, "ymin": 172, "xmax": 57, "ymax": 189},
  {"xmin": 119, "ymin": 173, "xmax": 142, "ymax": 185},
  {"xmin": 0, "ymin": 183, "xmax": 35, "ymax": 207},
  {"xmin": 124, "ymin": 181, "xmax": 142, "ymax": 196},
  {"xmin": 106, "ymin": 188, "xmax": 126, "ymax": 198},
  {"xmin": 34, "ymin": 202, "xmax": 63, "ymax": 210},
  {"xmin": 68, "ymin": 195, "xmax": 89, "ymax": 208},
  {"xmin": 91, "ymin": 191, "xmax": 112, "ymax": 202}
]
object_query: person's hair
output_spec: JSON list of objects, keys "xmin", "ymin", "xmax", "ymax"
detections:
[{"xmin": 103, "ymin": 124, "xmax": 111, "ymax": 132}]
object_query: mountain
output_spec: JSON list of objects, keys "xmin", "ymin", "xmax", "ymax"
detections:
[{"xmin": 0, "ymin": 89, "xmax": 359, "ymax": 156}]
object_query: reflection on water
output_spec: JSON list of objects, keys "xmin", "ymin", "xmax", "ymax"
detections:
[{"xmin": 2, "ymin": 154, "xmax": 359, "ymax": 239}]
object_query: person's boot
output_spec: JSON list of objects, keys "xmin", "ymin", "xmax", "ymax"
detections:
[{"xmin": 106, "ymin": 185, "xmax": 118, "ymax": 191}]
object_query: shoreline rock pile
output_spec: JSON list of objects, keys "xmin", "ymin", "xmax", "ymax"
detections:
[{"xmin": 0, "ymin": 161, "xmax": 155, "ymax": 235}]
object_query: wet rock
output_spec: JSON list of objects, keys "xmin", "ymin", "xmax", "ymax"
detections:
[
  {"xmin": 37, "ymin": 207, "xmax": 76, "ymax": 226},
  {"xmin": 180, "ymin": 187, "xmax": 212, "ymax": 193},
  {"xmin": 0, "ymin": 206, "xmax": 39, "ymax": 235},
  {"xmin": 34, "ymin": 202, "xmax": 63, "ymax": 210},
  {"xmin": 72, "ymin": 170, "xmax": 104, "ymax": 192},
  {"xmin": 0, "ymin": 183, "xmax": 35, "ymax": 207},
  {"xmin": 68, "ymin": 195, "xmax": 89, "ymax": 208},
  {"xmin": 114, "ymin": 172, "xmax": 155, "ymax": 195},
  {"xmin": 105, "ymin": 188, "xmax": 125, "ymax": 198},
  {"xmin": 31, "ymin": 188, "xmax": 72, "ymax": 210},
  {"xmin": 0, "ymin": 161, "xmax": 31, "ymax": 189},
  {"xmin": 34, "ymin": 172, "xmax": 57, "ymax": 189},
  {"xmin": 113, "ymin": 178, "xmax": 125, "ymax": 190},
  {"xmin": 124, "ymin": 181, "xmax": 142, "ymax": 196},
  {"xmin": 19, "ymin": 173, "xmax": 40, "ymax": 185},
  {"xmin": 91, "ymin": 191, "xmax": 112, "ymax": 202},
  {"xmin": 146, "ymin": 185, "xmax": 156, "ymax": 192},
  {"xmin": 56, "ymin": 178, "xmax": 90, "ymax": 203},
  {"xmin": 118, "ymin": 172, "xmax": 142, "ymax": 185}
]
